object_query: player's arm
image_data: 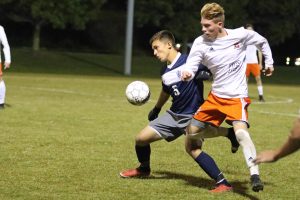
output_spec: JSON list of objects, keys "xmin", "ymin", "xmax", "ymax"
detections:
[
  {"xmin": 148, "ymin": 89, "xmax": 170, "ymax": 121},
  {"xmin": 0, "ymin": 26, "xmax": 11, "ymax": 69},
  {"xmin": 254, "ymin": 117, "xmax": 300, "ymax": 164},
  {"xmin": 180, "ymin": 39, "xmax": 205, "ymax": 81},
  {"xmin": 244, "ymin": 29, "xmax": 273, "ymax": 76}
]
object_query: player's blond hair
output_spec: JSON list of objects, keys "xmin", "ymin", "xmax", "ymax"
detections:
[{"xmin": 201, "ymin": 3, "xmax": 225, "ymax": 23}]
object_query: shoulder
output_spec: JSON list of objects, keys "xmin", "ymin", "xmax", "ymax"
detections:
[
  {"xmin": 227, "ymin": 27, "xmax": 247, "ymax": 36},
  {"xmin": 0, "ymin": 26, "xmax": 5, "ymax": 35},
  {"xmin": 190, "ymin": 36, "xmax": 208, "ymax": 53},
  {"xmin": 193, "ymin": 35, "xmax": 206, "ymax": 45}
]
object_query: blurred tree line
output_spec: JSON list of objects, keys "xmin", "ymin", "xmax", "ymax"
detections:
[{"xmin": 0, "ymin": 0, "xmax": 300, "ymax": 62}]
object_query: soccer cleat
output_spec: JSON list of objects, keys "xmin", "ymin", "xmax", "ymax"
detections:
[
  {"xmin": 227, "ymin": 128, "xmax": 240, "ymax": 153},
  {"xmin": 210, "ymin": 184, "xmax": 233, "ymax": 193},
  {"xmin": 251, "ymin": 174, "xmax": 264, "ymax": 192},
  {"xmin": 119, "ymin": 168, "xmax": 150, "ymax": 178},
  {"xmin": 259, "ymin": 95, "xmax": 265, "ymax": 102},
  {"xmin": 0, "ymin": 103, "xmax": 4, "ymax": 109}
]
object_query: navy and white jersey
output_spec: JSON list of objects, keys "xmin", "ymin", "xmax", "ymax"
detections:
[{"xmin": 161, "ymin": 53, "xmax": 204, "ymax": 115}]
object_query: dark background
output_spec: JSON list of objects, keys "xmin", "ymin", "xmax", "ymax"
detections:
[{"xmin": 1, "ymin": 0, "xmax": 300, "ymax": 65}]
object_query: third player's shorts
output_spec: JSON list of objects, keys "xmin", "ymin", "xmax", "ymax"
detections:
[
  {"xmin": 193, "ymin": 92, "xmax": 251, "ymax": 127},
  {"xmin": 149, "ymin": 110, "xmax": 192, "ymax": 142},
  {"xmin": 246, "ymin": 63, "xmax": 261, "ymax": 77}
]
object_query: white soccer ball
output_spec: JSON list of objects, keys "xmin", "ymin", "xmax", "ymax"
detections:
[{"xmin": 125, "ymin": 81, "xmax": 150, "ymax": 106}]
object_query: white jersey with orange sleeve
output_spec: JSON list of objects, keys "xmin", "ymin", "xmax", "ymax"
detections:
[
  {"xmin": 181, "ymin": 27, "xmax": 273, "ymax": 98},
  {"xmin": 0, "ymin": 25, "xmax": 11, "ymax": 63}
]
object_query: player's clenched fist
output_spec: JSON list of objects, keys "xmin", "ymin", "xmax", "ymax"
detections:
[
  {"xmin": 262, "ymin": 65, "xmax": 274, "ymax": 76},
  {"xmin": 181, "ymin": 71, "xmax": 193, "ymax": 81}
]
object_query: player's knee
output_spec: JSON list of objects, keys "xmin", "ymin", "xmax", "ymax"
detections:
[
  {"xmin": 185, "ymin": 138, "xmax": 203, "ymax": 155},
  {"xmin": 186, "ymin": 122, "xmax": 206, "ymax": 140},
  {"xmin": 235, "ymin": 129, "xmax": 252, "ymax": 145},
  {"xmin": 135, "ymin": 134, "xmax": 148, "ymax": 146}
]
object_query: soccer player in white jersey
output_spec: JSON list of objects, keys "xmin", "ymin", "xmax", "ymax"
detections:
[
  {"xmin": 0, "ymin": 25, "xmax": 11, "ymax": 109},
  {"xmin": 245, "ymin": 24, "xmax": 265, "ymax": 102},
  {"xmin": 180, "ymin": 3, "xmax": 274, "ymax": 192},
  {"xmin": 120, "ymin": 30, "xmax": 240, "ymax": 193}
]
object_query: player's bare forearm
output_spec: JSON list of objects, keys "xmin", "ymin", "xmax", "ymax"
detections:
[
  {"xmin": 155, "ymin": 90, "xmax": 170, "ymax": 108},
  {"xmin": 274, "ymin": 136, "xmax": 300, "ymax": 161},
  {"xmin": 254, "ymin": 118, "xmax": 300, "ymax": 164}
]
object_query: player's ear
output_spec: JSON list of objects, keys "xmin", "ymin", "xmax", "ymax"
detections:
[{"xmin": 167, "ymin": 42, "xmax": 172, "ymax": 49}]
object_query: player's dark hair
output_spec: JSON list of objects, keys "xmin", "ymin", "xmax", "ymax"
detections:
[{"xmin": 149, "ymin": 30, "xmax": 175, "ymax": 47}]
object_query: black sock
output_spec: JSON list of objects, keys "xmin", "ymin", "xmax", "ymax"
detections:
[{"xmin": 135, "ymin": 144, "xmax": 151, "ymax": 171}]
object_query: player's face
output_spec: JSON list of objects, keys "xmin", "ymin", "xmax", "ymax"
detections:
[
  {"xmin": 201, "ymin": 18, "xmax": 223, "ymax": 40},
  {"xmin": 151, "ymin": 39, "xmax": 171, "ymax": 62}
]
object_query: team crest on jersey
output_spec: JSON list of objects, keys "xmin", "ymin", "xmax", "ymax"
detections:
[{"xmin": 233, "ymin": 42, "xmax": 241, "ymax": 49}]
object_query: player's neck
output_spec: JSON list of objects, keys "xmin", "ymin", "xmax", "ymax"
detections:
[
  {"xmin": 167, "ymin": 50, "xmax": 180, "ymax": 64},
  {"xmin": 217, "ymin": 28, "xmax": 227, "ymax": 38}
]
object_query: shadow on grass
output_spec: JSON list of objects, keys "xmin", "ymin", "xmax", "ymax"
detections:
[{"xmin": 151, "ymin": 170, "xmax": 262, "ymax": 200}]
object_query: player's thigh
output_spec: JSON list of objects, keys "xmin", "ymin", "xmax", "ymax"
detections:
[
  {"xmin": 225, "ymin": 97, "xmax": 251, "ymax": 126},
  {"xmin": 186, "ymin": 119, "xmax": 206, "ymax": 138},
  {"xmin": 136, "ymin": 126, "xmax": 162, "ymax": 145},
  {"xmin": 232, "ymin": 120, "xmax": 248, "ymax": 131},
  {"xmin": 252, "ymin": 64, "xmax": 261, "ymax": 77},
  {"xmin": 148, "ymin": 111, "xmax": 188, "ymax": 142},
  {"xmin": 246, "ymin": 64, "xmax": 251, "ymax": 77}
]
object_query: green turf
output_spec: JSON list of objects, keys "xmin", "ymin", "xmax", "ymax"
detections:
[{"xmin": 0, "ymin": 49, "xmax": 299, "ymax": 199}]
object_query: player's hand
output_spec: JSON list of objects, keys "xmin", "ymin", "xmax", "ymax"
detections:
[
  {"xmin": 181, "ymin": 71, "xmax": 192, "ymax": 81},
  {"xmin": 253, "ymin": 150, "xmax": 277, "ymax": 164},
  {"xmin": 4, "ymin": 62, "xmax": 11, "ymax": 69},
  {"xmin": 262, "ymin": 66, "xmax": 274, "ymax": 76},
  {"xmin": 148, "ymin": 106, "xmax": 161, "ymax": 121},
  {"xmin": 195, "ymin": 70, "xmax": 212, "ymax": 81}
]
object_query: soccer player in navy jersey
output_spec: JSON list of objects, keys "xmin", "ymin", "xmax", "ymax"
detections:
[{"xmin": 120, "ymin": 30, "xmax": 238, "ymax": 193}]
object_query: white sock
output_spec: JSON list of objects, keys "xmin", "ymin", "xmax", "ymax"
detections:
[
  {"xmin": 235, "ymin": 129, "xmax": 259, "ymax": 175},
  {"xmin": 257, "ymin": 86, "xmax": 263, "ymax": 96},
  {"xmin": 0, "ymin": 80, "xmax": 6, "ymax": 104}
]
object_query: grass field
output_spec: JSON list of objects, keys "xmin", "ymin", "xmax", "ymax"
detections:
[{"xmin": 0, "ymin": 49, "xmax": 299, "ymax": 199}]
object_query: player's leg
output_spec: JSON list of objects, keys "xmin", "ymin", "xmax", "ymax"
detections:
[
  {"xmin": 0, "ymin": 64, "xmax": 5, "ymax": 109},
  {"xmin": 245, "ymin": 64, "xmax": 251, "ymax": 83},
  {"xmin": 233, "ymin": 121, "xmax": 263, "ymax": 192},
  {"xmin": 120, "ymin": 111, "xmax": 185, "ymax": 178},
  {"xmin": 255, "ymin": 75, "xmax": 264, "ymax": 102},
  {"xmin": 199, "ymin": 125, "xmax": 239, "ymax": 153},
  {"xmin": 253, "ymin": 64, "xmax": 264, "ymax": 102},
  {"xmin": 120, "ymin": 126, "xmax": 162, "ymax": 178},
  {"xmin": 185, "ymin": 120, "xmax": 232, "ymax": 193},
  {"xmin": 0, "ymin": 79, "xmax": 5, "ymax": 109}
]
